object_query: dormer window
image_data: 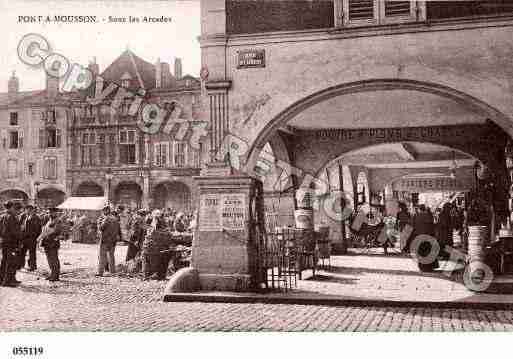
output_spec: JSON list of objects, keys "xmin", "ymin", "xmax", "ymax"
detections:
[{"xmin": 121, "ymin": 72, "xmax": 132, "ymax": 88}]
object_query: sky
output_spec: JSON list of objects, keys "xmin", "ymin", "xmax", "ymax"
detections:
[{"xmin": 0, "ymin": 0, "xmax": 201, "ymax": 92}]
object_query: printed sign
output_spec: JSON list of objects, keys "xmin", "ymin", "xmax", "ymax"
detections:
[
  {"xmin": 199, "ymin": 193, "xmax": 246, "ymax": 231},
  {"xmin": 237, "ymin": 49, "xmax": 266, "ymax": 69},
  {"xmin": 199, "ymin": 194, "xmax": 221, "ymax": 231},
  {"xmin": 221, "ymin": 194, "xmax": 246, "ymax": 231}
]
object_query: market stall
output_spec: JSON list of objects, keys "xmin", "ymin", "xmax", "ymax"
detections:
[{"xmin": 58, "ymin": 197, "xmax": 108, "ymax": 243}]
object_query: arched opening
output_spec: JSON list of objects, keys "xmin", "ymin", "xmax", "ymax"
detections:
[
  {"xmin": 74, "ymin": 181, "xmax": 104, "ymax": 197},
  {"xmin": 0, "ymin": 189, "xmax": 28, "ymax": 205},
  {"xmin": 152, "ymin": 181, "xmax": 192, "ymax": 212},
  {"xmin": 114, "ymin": 182, "xmax": 142, "ymax": 209},
  {"xmin": 246, "ymin": 79, "xmax": 513, "ymax": 173},
  {"xmin": 244, "ymin": 80, "xmax": 512, "ymax": 297},
  {"xmin": 37, "ymin": 188, "xmax": 66, "ymax": 208}
]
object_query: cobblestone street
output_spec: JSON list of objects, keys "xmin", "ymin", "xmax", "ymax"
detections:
[{"xmin": 2, "ymin": 244, "xmax": 513, "ymax": 331}]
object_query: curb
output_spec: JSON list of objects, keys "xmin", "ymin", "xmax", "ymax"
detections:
[{"xmin": 163, "ymin": 293, "xmax": 513, "ymax": 310}]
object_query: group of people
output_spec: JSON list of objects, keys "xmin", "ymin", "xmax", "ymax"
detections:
[
  {"xmin": 0, "ymin": 202, "xmax": 65, "ymax": 286},
  {"xmin": 0, "ymin": 200, "xmax": 196, "ymax": 287}
]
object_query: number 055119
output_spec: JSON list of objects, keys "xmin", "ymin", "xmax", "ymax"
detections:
[{"xmin": 12, "ymin": 347, "xmax": 44, "ymax": 356}]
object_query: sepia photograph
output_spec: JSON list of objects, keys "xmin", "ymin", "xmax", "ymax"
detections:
[{"xmin": 2, "ymin": 0, "xmax": 513, "ymax": 355}]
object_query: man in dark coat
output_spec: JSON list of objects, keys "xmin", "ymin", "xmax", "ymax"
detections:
[
  {"xmin": 0, "ymin": 201, "xmax": 22, "ymax": 287},
  {"xmin": 125, "ymin": 210, "xmax": 146, "ymax": 262},
  {"xmin": 39, "ymin": 208, "xmax": 64, "ymax": 282},
  {"xmin": 19, "ymin": 205, "xmax": 42, "ymax": 271},
  {"xmin": 96, "ymin": 206, "xmax": 120, "ymax": 276}
]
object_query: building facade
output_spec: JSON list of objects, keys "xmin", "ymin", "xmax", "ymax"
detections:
[
  {"xmin": 67, "ymin": 50, "xmax": 206, "ymax": 211},
  {"xmin": 0, "ymin": 71, "xmax": 69, "ymax": 207},
  {"xmin": 198, "ymin": 0, "xmax": 513, "ymax": 263}
]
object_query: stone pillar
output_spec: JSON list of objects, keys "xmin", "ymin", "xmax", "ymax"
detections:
[
  {"xmin": 141, "ymin": 172, "xmax": 150, "ymax": 208},
  {"xmin": 190, "ymin": 169, "xmax": 261, "ymax": 291},
  {"xmin": 205, "ymin": 81, "xmax": 231, "ymax": 161}
]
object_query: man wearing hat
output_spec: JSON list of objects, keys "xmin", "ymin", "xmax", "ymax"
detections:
[
  {"xmin": 39, "ymin": 208, "xmax": 64, "ymax": 281},
  {"xmin": 96, "ymin": 205, "xmax": 120, "ymax": 276},
  {"xmin": 19, "ymin": 205, "xmax": 42, "ymax": 271},
  {"xmin": 0, "ymin": 201, "xmax": 22, "ymax": 287}
]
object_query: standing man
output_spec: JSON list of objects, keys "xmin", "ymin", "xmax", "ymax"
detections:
[
  {"xmin": 19, "ymin": 205, "xmax": 42, "ymax": 271},
  {"xmin": 96, "ymin": 206, "xmax": 120, "ymax": 277},
  {"xmin": 0, "ymin": 201, "xmax": 22, "ymax": 287},
  {"xmin": 39, "ymin": 208, "xmax": 64, "ymax": 282}
]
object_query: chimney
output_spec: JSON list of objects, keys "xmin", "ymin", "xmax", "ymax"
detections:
[
  {"xmin": 88, "ymin": 57, "xmax": 100, "ymax": 76},
  {"xmin": 46, "ymin": 70, "xmax": 59, "ymax": 98},
  {"xmin": 8, "ymin": 71, "xmax": 19, "ymax": 100},
  {"xmin": 174, "ymin": 58, "xmax": 182, "ymax": 80},
  {"xmin": 155, "ymin": 59, "xmax": 172, "ymax": 88}
]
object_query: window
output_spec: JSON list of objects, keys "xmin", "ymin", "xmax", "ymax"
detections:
[
  {"xmin": 108, "ymin": 134, "xmax": 116, "ymax": 164},
  {"xmin": 191, "ymin": 142, "xmax": 203, "ymax": 168},
  {"xmin": 9, "ymin": 131, "xmax": 22, "ymax": 149},
  {"xmin": 43, "ymin": 157, "xmax": 57, "ymax": 179},
  {"xmin": 173, "ymin": 141, "xmax": 187, "ymax": 168},
  {"xmin": 7, "ymin": 159, "xmax": 17, "ymax": 179},
  {"xmin": 39, "ymin": 128, "xmax": 61, "ymax": 148},
  {"xmin": 9, "ymin": 112, "xmax": 18, "ymax": 126},
  {"xmin": 28, "ymin": 163, "xmax": 34, "ymax": 176},
  {"xmin": 122, "ymin": 79, "xmax": 131, "ymax": 88},
  {"xmin": 98, "ymin": 134, "xmax": 106, "ymax": 165},
  {"xmin": 119, "ymin": 130, "xmax": 136, "ymax": 165},
  {"xmin": 81, "ymin": 132, "xmax": 96, "ymax": 166},
  {"xmin": 342, "ymin": 0, "xmax": 421, "ymax": 26},
  {"xmin": 154, "ymin": 142, "xmax": 169, "ymax": 167}
]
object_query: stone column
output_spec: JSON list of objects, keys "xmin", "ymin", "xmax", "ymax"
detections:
[
  {"xmin": 141, "ymin": 172, "xmax": 150, "ymax": 208},
  {"xmin": 205, "ymin": 81, "xmax": 231, "ymax": 162},
  {"xmin": 190, "ymin": 173, "xmax": 261, "ymax": 291}
]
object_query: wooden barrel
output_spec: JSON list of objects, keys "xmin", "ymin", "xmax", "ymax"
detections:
[
  {"xmin": 468, "ymin": 226, "xmax": 488, "ymax": 261},
  {"xmin": 294, "ymin": 209, "xmax": 314, "ymax": 230}
]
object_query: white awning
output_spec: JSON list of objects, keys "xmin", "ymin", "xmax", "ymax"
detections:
[{"xmin": 57, "ymin": 197, "xmax": 107, "ymax": 211}]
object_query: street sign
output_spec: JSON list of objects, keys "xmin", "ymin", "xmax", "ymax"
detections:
[{"xmin": 237, "ymin": 49, "xmax": 266, "ymax": 69}]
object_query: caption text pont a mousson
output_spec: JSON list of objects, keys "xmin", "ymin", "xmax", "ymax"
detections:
[{"xmin": 18, "ymin": 15, "xmax": 172, "ymax": 23}]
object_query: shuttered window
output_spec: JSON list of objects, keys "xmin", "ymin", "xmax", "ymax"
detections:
[
  {"xmin": 348, "ymin": 0, "xmax": 375, "ymax": 20},
  {"xmin": 343, "ymin": 0, "xmax": 420, "ymax": 25},
  {"xmin": 384, "ymin": 1, "xmax": 411, "ymax": 17}
]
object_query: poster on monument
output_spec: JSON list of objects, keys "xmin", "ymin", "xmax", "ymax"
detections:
[
  {"xmin": 199, "ymin": 194, "xmax": 221, "ymax": 231},
  {"xmin": 220, "ymin": 193, "xmax": 246, "ymax": 231}
]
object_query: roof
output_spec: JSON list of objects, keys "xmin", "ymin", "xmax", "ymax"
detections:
[
  {"xmin": 58, "ymin": 197, "xmax": 107, "ymax": 211},
  {"xmin": 0, "ymin": 89, "xmax": 73, "ymax": 108},
  {"xmin": 101, "ymin": 49, "xmax": 157, "ymax": 90}
]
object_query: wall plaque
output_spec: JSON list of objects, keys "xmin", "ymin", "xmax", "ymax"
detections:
[{"xmin": 237, "ymin": 49, "xmax": 265, "ymax": 69}]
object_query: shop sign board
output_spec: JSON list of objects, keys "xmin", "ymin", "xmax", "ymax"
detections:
[
  {"xmin": 237, "ymin": 49, "xmax": 266, "ymax": 69},
  {"xmin": 393, "ymin": 177, "xmax": 469, "ymax": 192},
  {"xmin": 199, "ymin": 193, "xmax": 246, "ymax": 231}
]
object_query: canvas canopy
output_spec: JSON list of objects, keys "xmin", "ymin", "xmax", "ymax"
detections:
[{"xmin": 57, "ymin": 197, "xmax": 108, "ymax": 211}]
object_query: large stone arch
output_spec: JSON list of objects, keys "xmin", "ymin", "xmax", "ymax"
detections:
[
  {"xmin": 74, "ymin": 181, "xmax": 105, "ymax": 197},
  {"xmin": 114, "ymin": 181, "xmax": 142, "ymax": 209},
  {"xmin": 243, "ymin": 79, "xmax": 513, "ymax": 175},
  {"xmin": 37, "ymin": 186, "xmax": 66, "ymax": 208},
  {"xmin": 151, "ymin": 181, "xmax": 192, "ymax": 212},
  {"xmin": 0, "ymin": 189, "xmax": 29, "ymax": 204}
]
